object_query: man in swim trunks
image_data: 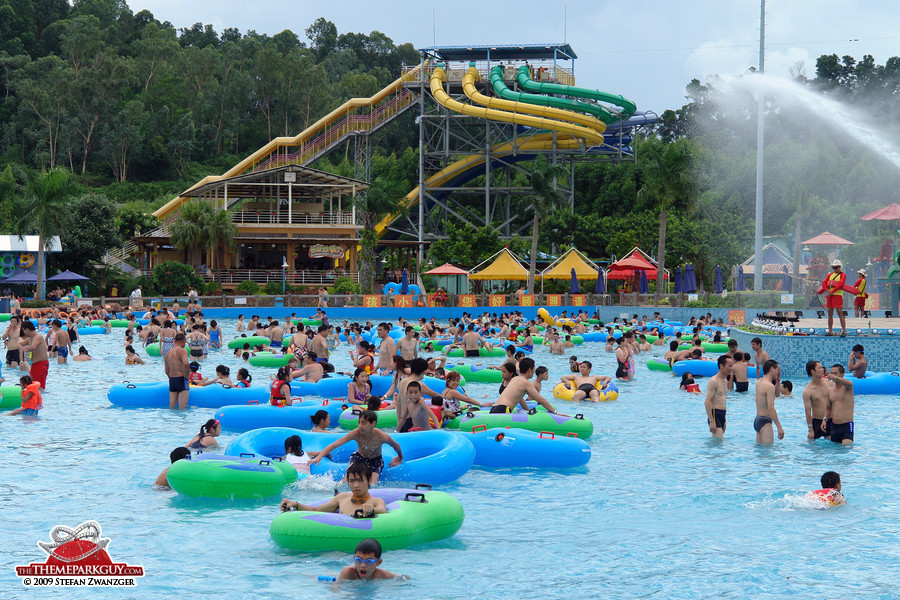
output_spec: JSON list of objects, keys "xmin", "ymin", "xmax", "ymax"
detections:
[
  {"xmin": 754, "ymin": 359, "xmax": 784, "ymax": 444},
  {"xmin": 490, "ymin": 358, "xmax": 561, "ymax": 414},
  {"xmin": 51, "ymin": 320, "xmax": 72, "ymax": 364},
  {"xmin": 374, "ymin": 323, "xmax": 396, "ymax": 373},
  {"xmin": 311, "ymin": 325, "xmax": 330, "ymax": 362},
  {"xmin": 824, "ymin": 259, "xmax": 848, "ymax": 336},
  {"xmin": 824, "ymin": 364, "xmax": 854, "ymax": 445},
  {"xmin": 268, "ymin": 320, "xmax": 284, "ymax": 349},
  {"xmin": 19, "ymin": 321, "xmax": 49, "ymax": 388},
  {"xmin": 704, "ymin": 354, "xmax": 733, "ymax": 438},
  {"xmin": 462, "ymin": 324, "xmax": 488, "ymax": 357},
  {"xmin": 802, "ymin": 360, "xmax": 831, "ymax": 440},
  {"xmin": 558, "ymin": 361, "xmax": 611, "ymax": 402},
  {"xmin": 548, "ymin": 332, "xmax": 565, "ymax": 355},
  {"xmin": 731, "ymin": 352, "xmax": 750, "ymax": 393},
  {"xmin": 750, "ymin": 337, "xmax": 770, "ymax": 380},
  {"xmin": 395, "ymin": 326, "xmax": 418, "ymax": 361},
  {"xmin": 292, "ymin": 353, "xmax": 325, "ymax": 382},
  {"xmin": 848, "ymin": 345, "xmax": 867, "ymax": 379},
  {"xmin": 164, "ymin": 333, "xmax": 190, "ymax": 410},
  {"xmin": 307, "ymin": 411, "xmax": 403, "ymax": 486},
  {"xmin": 3, "ymin": 315, "xmax": 22, "ymax": 369}
]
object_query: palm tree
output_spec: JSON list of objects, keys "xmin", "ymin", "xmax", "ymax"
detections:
[
  {"xmin": 524, "ymin": 156, "xmax": 569, "ymax": 294},
  {"xmin": 355, "ymin": 176, "xmax": 406, "ymax": 294},
  {"xmin": 15, "ymin": 168, "xmax": 76, "ymax": 299},
  {"xmin": 170, "ymin": 200, "xmax": 236, "ymax": 285},
  {"xmin": 637, "ymin": 138, "xmax": 694, "ymax": 304}
]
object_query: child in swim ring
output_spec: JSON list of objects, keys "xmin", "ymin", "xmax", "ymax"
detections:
[
  {"xmin": 680, "ymin": 372, "xmax": 701, "ymax": 394},
  {"xmin": 6, "ymin": 375, "xmax": 42, "ymax": 416},
  {"xmin": 808, "ymin": 471, "xmax": 846, "ymax": 506}
]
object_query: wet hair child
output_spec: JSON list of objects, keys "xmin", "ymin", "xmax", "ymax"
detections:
[
  {"xmin": 336, "ymin": 538, "xmax": 398, "ymax": 581},
  {"xmin": 188, "ymin": 361, "xmax": 203, "ymax": 385},
  {"xmin": 680, "ymin": 372, "xmax": 700, "ymax": 393},
  {"xmin": 6, "ymin": 375, "xmax": 42, "ymax": 416},
  {"xmin": 310, "ymin": 410, "xmax": 331, "ymax": 432},
  {"xmin": 236, "ymin": 368, "xmax": 252, "ymax": 388}
]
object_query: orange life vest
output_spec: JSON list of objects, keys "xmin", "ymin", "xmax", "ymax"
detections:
[{"xmin": 270, "ymin": 379, "xmax": 288, "ymax": 407}]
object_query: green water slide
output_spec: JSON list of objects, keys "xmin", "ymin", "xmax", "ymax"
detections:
[
  {"xmin": 516, "ymin": 65, "xmax": 637, "ymax": 117},
  {"xmin": 489, "ymin": 66, "xmax": 618, "ymax": 124}
]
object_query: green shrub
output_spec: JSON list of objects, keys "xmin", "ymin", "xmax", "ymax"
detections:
[
  {"xmin": 148, "ymin": 262, "xmax": 204, "ymax": 296},
  {"xmin": 20, "ymin": 300, "xmax": 55, "ymax": 309},
  {"xmin": 264, "ymin": 280, "xmax": 285, "ymax": 295},
  {"xmin": 203, "ymin": 281, "xmax": 222, "ymax": 295},
  {"xmin": 236, "ymin": 280, "xmax": 260, "ymax": 295},
  {"xmin": 333, "ymin": 276, "xmax": 360, "ymax": 295}
]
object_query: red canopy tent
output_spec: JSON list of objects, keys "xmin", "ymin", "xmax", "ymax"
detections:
[
  {"xmin": 860, "ymin": 203, "xmax": 900, "ymax": 221},
  {"xmin": 607, "ymin": 253, "xmax": 665, "ymax": 280},
  {"xmin": 424, "ymin": 263, "xmax": 469, "ymax": 275},
  {"xmin": 801, "ymin": 231, "xmax": 854, "ymax": 246}
]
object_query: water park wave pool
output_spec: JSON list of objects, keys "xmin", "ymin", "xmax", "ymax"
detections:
[{"xmin": 1, "ymin": 318, "xmax": 897, "ymax": 598}]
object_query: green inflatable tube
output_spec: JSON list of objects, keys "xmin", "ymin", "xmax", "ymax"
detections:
[
  {"xmin": 228, "ymin": 336, "xmax": 271, "ymax": 350},
  {"xmin": 1, "ymin": 385, "xmax": 22, "ymax": 409},
  {"xmin": 339, "ymin": 407, "xmax": 398, "ymax": 430},
  {"xmin": 445, "ymin": 408, "xmax": 593, "ymax": 439},
  {"xmin": 533, "ymin": 335, "xmax": 584, "ymax": 345},
  {"xmin": 146, "ymin": 342, "xmax": 161, "ymax": 357},
  {"xmin": 647, "ymin": 358, "xmax": 672, "ymax": 371},
  {"xmin": 447, "ymin": 364, "xmax": 502, "ymax": 383},
  {"xmin": 490, "ymin": 66, "xmax": 617, "ymax": 123},
  {"xmin": 249, "ymin": 352, "xmax": 291, "ymax": 368},
  {"xmin": 443, "ymin": 346, "xmax": 506, "ymax": 358},
  {"xmin": 516, "ymin": 325, "xmax": 545, "ymax": 332},
  {"xmin": 0, "ymin": 313, "xmax": 11, "ymax": 322},
  {"xmin": 517, "ymin": 65, "xmax": 637, "ymax": 116},
  {"xmin": 110, "ymin": 319, "xmax": 130, "ymax": 327},
  {"xmin": 678, "ymin": 342, "xmax": 729, "ymax": 353},
  {"xmin": 167, "ymin": 454, "xmax": 298, "ymax": 498},
  {"xmin": 292, "ymin": 319, "xmax": 321, "ymax": 327},
  {"xmin": 270, "ymin": 488, "xmax": 465, "ymax": 552}
]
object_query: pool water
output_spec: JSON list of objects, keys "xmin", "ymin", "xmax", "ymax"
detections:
[{"xmin": 1, "ymin": 320, "xmax": 898, "ymax": 599}]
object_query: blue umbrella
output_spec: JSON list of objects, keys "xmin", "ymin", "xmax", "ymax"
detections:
[
  {"xmin": 684, "ymin": 264, "xmax": 697, "ymax": 293},
  {"xmin": 736, "ymin": 265, "xmax": 746, "ymax": 291},
  {"xmin": 714, "ymin": 265, "xmax": 723, "ymax": 294},
  {"xmin": 400, "ymin": 268, "xmax": 409, "ymax": 295},
  {"xmin": 639, "ymin": 269, "xmax": 649, "ymax": 294},
  {"xmin": 47, "ymin": 270, "xmax": 90, "ymax": 281},
  {"xmin": 674, "ymin": 266, "xmax": 683, "ymax": 293},
  {"xmin": 3, "ymin": 271, "xmax": 37, "ymax": 283},
  {"xmin": 569, "ymin": 268, "xmax": 579, "ymax": 294},
  {"xmin": 594, "ymin": 269, "xmax": 605, "ymax": 294},
  {"xmin": 781, "ymin": 264, "xmax": 791, "ymax": 291}
]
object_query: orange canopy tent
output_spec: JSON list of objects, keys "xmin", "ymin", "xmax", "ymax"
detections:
[
  {"xmin": 606, "ymin": 248, "xmax": 667, "ymax": 280},
  {"xmin": 861, "ymin": 203, "xmax": 900, "ymax": 221},
  {"xmin": 802, "ymin": 231, "xmax": 854, "ymax": 246}
]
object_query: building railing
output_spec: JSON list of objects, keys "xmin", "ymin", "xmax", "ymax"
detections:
[{"xmin": 231, "ymin": 210, "xmax": 355, "ymax": 226}]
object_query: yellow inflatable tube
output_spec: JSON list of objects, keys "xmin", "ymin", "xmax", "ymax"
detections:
[
  {"xmin": 537, "ymin": 308, "xmax": 578, "ymax": 328},
  {"xmin": 553, "ymin": 380, "xmax": 619, "ymax": 402}
]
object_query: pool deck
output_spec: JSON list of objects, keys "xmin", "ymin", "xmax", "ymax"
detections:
[{"xmin": 791, "ymin": 317, "xmax": 900, "ymax": 332}]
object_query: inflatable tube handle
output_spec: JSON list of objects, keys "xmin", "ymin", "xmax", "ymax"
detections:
[
  {"xmin": 575, "ymin": 414, "xmax": 584, "ymax": 420},
  {"xmin": 403, "ymin": 493, "xmax": 427, "ymax": 503},
  {"xmin": 527, "ymin": 408, "xmax": 538, "ymax": 415},
  {"xmin": 126, "ymin": 383, "xmax": 136, "ymax": 389},
  {"xmin": 351, "ymin": 408, "xmax": 361, "ymax": 415},
  {"xmin": 221, "ymin": 384, "xmax": 232, "ymax": 389},
  {"xmin": 471, "ymin": 424, "xmax": 487, "ymax": 433},
  {"xmin": 539, "ymin": 431, "xmax": 555, "ymax": 439},
  {"xmin": 352, "ymin": 509, "xmax": 376, "ymax": 519},
  {"xmin": 409, "ymin": 427, "xmax": 422, "ymax": 432},
  {"xmin": 465, "ymin": 411, "xmax": 475, "ymax": 418},
  {"xmin": 415, "ymin": 483, "xmax": 433, "ymax": 491},
  {"xmin": 247, "ymin": 400, "xmax": 259, "ymax": 405},
  {"xmin": 566, "ymin": 432, "xmax": 578, "ymax": 438},
  {"xmin": 892, "ymin": 372, "xmax": 899, "ymax": 377},
  {"xmin": 322, "ymin": 399, "xmax": 330, "ymax": 405},
  {"xmin": 494, "ymin": 432, "xmax": 505, "ymax": 442},
  {"xmin": 239, "ymin": 452, "xmax": 256, "ymax": 458}
]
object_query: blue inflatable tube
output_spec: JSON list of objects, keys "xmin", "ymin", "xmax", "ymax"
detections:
[
  {"xmin": 215, "ymin": 400, "xmax": 347, "ymax": 432},
  {"xmin": 68, "ymin": 325, "xmax": 107, "ymax": 335},
  {"xmin": 580, "ymin": 332, "xmax": 606, "ymax": 342},
  {"xmin": 136, "ymin": 318, "xmax": 183, "ymax": 326},
  {"xmin": 107, "ymin": 381, "xmax": 270, "ymax": 408},
  {"xmin": 291, "ymin": 375, "xmax": 451, "ymax": 399},
  {"xmin": 462, "ymin": 428, "xmax": 590, "ymax": 468},
  {"xmin": 848, "ymin": 372, "xmax": 900, "ymax": 395},
  {"xmin": 225, "ymin": 428, "xmax": 475, "ymax": 485}
]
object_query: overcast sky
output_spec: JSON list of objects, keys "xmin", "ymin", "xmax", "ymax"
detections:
[{"xmin": 132, "ymin": 0, "xmax": 900, "ymax": 114}]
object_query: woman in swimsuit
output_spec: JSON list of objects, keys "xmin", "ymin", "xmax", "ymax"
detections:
[
  {"xmin": 199, "ymin": 364, "xmax": 233, "ymax": 387},
  {"xmin": 125, "ymin": 344, "xmax": 144, "ymax": 365},
  {"xmin": 187, "ymin": 326, "xmax": 205, "ymax": 360},
  {"xmin": 347, "ymin": 368, "xmax": 371, "ymax": 405},
  {"xmin": 185, "ymin": 419, "xmax": 221, "ymax": 449},
  {"xmin": 160, "ymin": 320, "xmax": 177, "ymax": 357},
  {"xmin": 310, "ymin": 410, "xmax": 331, "ymax": 432},
  {"xmin": 208, "ymin": 320, "xmax": 222, "ymax": 350},
  {"xmin": 379, "ymin": 356, "xmax": 409, "ymax": 401}
]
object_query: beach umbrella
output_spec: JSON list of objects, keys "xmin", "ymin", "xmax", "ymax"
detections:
[
  {"xmin": 639, "ymin": 269, "xmax": 649, "ymax": 294},
  {"xmin": 594, "ymin": 269, "xmax": 605, "ymax": 294},
  {"xmin": 674, "ymin": 266, "xmax": 682, "ymax": 293},
  {"xmin": 684, "ymin": 264, "xmax": 697, "ymax": 293},
  {"xmin": 714, "ymin": 265, "xmax": 723, "ymax": 294},
  {"xmin": 736, "ymin": 265, "xmax": 746, "ymax": 291},
  {"xmin": 569, "ymin": 268, "xmax": 579, "ymax": 294},
  {"xmin": 3, "ymin": 271, "xmax": 37, "ymax": 283},
  {"xmin": 400, "ymin": 268, "xmax": 409, "ymax": 295},
  {"xmin": 781, "ymin": 265, "xmax": 791, "ymax": 291},
  {"xmin": 860, "ymin": 203, "xmax": 900, "ymax": 221},
  {"xmin": 47, "ymin": 270, "xmax": 90, "ymax": 281}
]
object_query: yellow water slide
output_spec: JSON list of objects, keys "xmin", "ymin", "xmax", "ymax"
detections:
[
  {"xmin": 460, "ymin": 66, "xmax": 606, "ymax": 135},
  {"xmin": 154, "ymin": 64, "xmax": 424, "ymax": 220}
]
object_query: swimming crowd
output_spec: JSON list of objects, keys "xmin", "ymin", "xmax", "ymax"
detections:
[{"xmin": 2, "ymin": 302, "xmax": 849, "ymax": 581}]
